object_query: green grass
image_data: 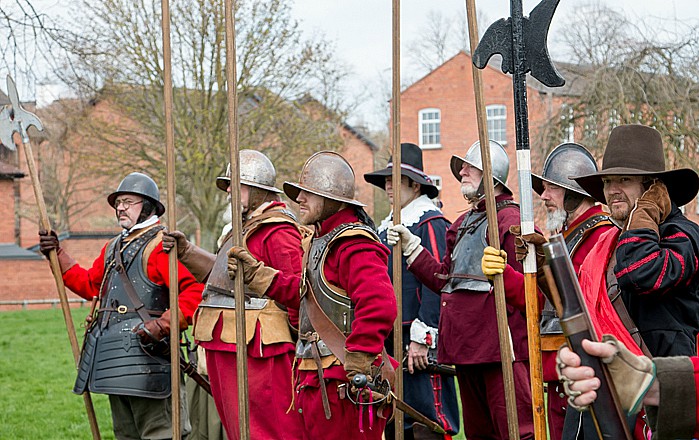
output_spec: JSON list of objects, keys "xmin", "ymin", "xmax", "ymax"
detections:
[
  {"xmin": 0, "ymin": 308, "xmax": 115, "ymax": 440},
  {"xmin": 1, "ymin": 308, "xmax": 472, "ymax": 439}
]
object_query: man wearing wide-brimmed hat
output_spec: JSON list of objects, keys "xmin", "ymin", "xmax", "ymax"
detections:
[
  {"xmin": 364, "ymin": 143, "xmax": 460, "ymax": 439},
  {"xmin": 561, "ymin": 124, "xmax": 699, "ymax": 438},
  {"xmin": 227, "ymin": 151, "xmax": 397, "ymax": 439},
  {"xmin": 387, "ymin": 140, "xmax": 534, "ymax": 440}
]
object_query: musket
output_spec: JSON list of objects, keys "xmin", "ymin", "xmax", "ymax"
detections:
[
  {"xmin": 542, "ymin": 235, "xmax": 632, "ymax": 439},
  {"xmin": 0, "ymin": 76, "xmax": 102, "ymax": 440},
  {"xmin": 464, "ymin": 1, "xmax": 520, "ymax": 436},
  {"xmin": 473, "ymin": 1, "xmax": 566, "ymax": 436},
  {"xmin": 390, "ymin": 0, "xmax": 405, "ymax": 438},
  {"xmin": 158, "ymin": 1, "xmax": 182, "ymax": 438},
  {"xmin": 224, "ymin": 0, "xmax": 251, "ymax": 438}
]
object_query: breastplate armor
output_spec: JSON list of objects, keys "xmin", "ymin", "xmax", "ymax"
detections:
[
  {"xmin": 442, "ymin": 211, "xmax": 491, "ymax": 294},
  {"xmin": 76, "ymin": 226, "xmax": 172, "ymax": 399},
  {"xmin": 297, "ymin": 223, "xmax": 378, "ymax": 359},
  {"xmin": 199, "ymin": 236, "xmax": 268, "ymax": 310}
]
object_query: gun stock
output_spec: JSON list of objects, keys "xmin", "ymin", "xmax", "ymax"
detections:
[{"xmin": 543, "ymin": 234, "xmax": 632, "ymax": 440}]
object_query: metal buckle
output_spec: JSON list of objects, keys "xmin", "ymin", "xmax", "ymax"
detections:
[{"xmin": 117, "ymin": 305, "xmax": 128, "ymax": 314}]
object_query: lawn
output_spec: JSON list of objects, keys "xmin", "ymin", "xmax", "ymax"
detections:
[
  {"xmin": 1, "ymin": 308, "xmax": 469, "ymax": 439},
  {"xmin": 0, "ymin": 308, "xmax": 115, "ymax": 439}
]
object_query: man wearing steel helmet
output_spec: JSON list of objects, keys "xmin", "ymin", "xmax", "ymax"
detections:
[
  {"xmin": 388, "ymin": 141, "xmax": 534, "ymax": 439},
  {"xmin": 161, "ymin": 150, "xmax": 308, "ymax": 439},
  {"xmin": 227, "ymin": 151, "xmax": 397, "ymax": 439},
  {"xmin": 530, "ymin": 143, "xmax": 613, "ymax": 440},
  {"xmin": 38, "ymin": 172, "xmax": 203, "ymax": 439},
  {"xmin": 557, "ymin": 124, "xmax": 699, "ymax": 439}
]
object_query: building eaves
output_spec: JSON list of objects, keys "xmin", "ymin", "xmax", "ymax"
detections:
[
  {"xmin": 342, "ymin": 122, "xmax": 379, "ymax": 152},
  {"xmin": 0, "ymin": 161, "xmax": 25, "ymax": 178},
  {"xmin": 0, "ymin": 243, "xmax": 42, "ymax": 260}
]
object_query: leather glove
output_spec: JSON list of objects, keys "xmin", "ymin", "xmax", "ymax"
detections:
[
  {"xmin": 134, "ymin": 308, "xmax": 188, "ymax": 344},
  {"xmin": 386, "ymin": 224, "xmax": 423, "ymax": 260},
  {"xmin": 344, "ymin": 349, "xmax": 376, "ymax": 388},
  {"xmin": 227, "ymin": 246, "xmax": 279, "ymax": 295},
  {"xmin": 161, "ymin": 230, "xmax": 190, "ymax": 258},
  {"xmin": 556, "ymin": 336, "xmax": 655, "ymax": 415},
  {"xmin": 481, "ymin": 246, "xmax": 507, "ymax": 279},
  {"xmin": 38, "ymin": 230, "xmax": 77, "ymax": 273},
  {"xmin": 600, "ymin": 335, "xmax": 655, "ymax": 415},
  {"xmin": 509, "ymin": 225, "xmax": 547, "ymax": 267},
  {"xmin": 39, "ymin": 229, "xmax": 59, "ymax": 256},
  {"xmin": 627, "ymin": 180, "xmax": 672, "ymax": 235}
]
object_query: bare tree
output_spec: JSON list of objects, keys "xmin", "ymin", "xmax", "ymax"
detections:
[
  {"xmin": 45, "ymin": 0, "xmax": 350, "ymax": 250},
  {"xmin": 540, "ymin": 3, "xmax": 699, "ymax": 176}
]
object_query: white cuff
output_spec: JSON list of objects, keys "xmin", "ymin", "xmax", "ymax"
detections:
[
  {"xmin": 410, "ymin": 318, "xmax": 438, "ymax": 348},
  {"xmin": 405, "ymin": 244, "xmax": 424, "ymax": 265}
]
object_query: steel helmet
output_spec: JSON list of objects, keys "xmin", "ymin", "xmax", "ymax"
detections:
[
  {"xmin": 283, "ymin": 151, "xmax": 365, "ymax": 207},
  {"xmin": 107, "ymin": 172, "xmax": 165, "ymax": 216},
  {"xmin": 216, "ymin": 150, "xmax": 283, "ymax": 193},
  {"xmin": 450, "ymin": 140, "xmax": 512, "ymax": 194}
]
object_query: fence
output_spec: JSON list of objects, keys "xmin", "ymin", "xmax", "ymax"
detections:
[{"xmin": 0, "ymin": 298, "xmax": 88, "ymax": 310}]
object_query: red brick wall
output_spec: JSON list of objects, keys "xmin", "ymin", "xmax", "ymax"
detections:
[
  {"xmin": 340, "ymin": 127, "xmax": 378, "ymax": 217},
  {"xmin": 0, "ymin": 236, "xmax": 113, "ymax": 310},
  {"xmin": 0, "ymin": 179, "xmax": 15, "ymax": 242},
  {"xmin": 399, "ymin": 52, "xmax": 564, "ymax": 224}
]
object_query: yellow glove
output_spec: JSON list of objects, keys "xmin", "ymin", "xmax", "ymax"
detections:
[{"xmin": 481, "ymin": 246, "xmax": 507, "ymax": 279}]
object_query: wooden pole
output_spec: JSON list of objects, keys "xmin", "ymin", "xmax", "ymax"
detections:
[
  {"xmin": 224, "ymin": 0, "xmax": 251, "ymax": 438},
  {"xmin": 391, "ymin": 1, "xmax": 404, "ymax": 438},
  {"xmin": 508, "ymin": 0, "xmax": 546, "ymax": 436},
  {"xmin": 463, "ymin": 1, "xmax": 520, "ymax": 437},
  {"xmin": 159, "ymin": 1, "xmax": 181, "ymax": 438},
  {"xmin": 17, "ymin": 131, "xmax": 102, "ymax": 440}
]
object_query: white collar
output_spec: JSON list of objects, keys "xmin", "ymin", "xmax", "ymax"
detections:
[
  {"xmin": 378, "ymin": 195, "xmax": 441, "ymax": 233},
  {"xmin": 122, "ymin": 215, "xmax": 159, "ymax": 237}
]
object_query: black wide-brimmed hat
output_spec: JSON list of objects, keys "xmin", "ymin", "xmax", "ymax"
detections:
[
  {"xmin": 573, "ymin": 124, "xmax": 699, "ymax": 207},
  {"xmin": 363, "ymin": 143, "xmax": 439, "ymax": 199}
]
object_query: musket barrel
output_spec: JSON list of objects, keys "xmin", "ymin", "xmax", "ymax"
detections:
[{"xmin": 543, "ymin": 235, "xmax": 632, "ymax": 439}]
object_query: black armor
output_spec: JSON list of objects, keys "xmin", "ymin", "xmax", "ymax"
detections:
[{"xmin": 74, "ymin": 226, "xmax": 172, "ymax": 399}]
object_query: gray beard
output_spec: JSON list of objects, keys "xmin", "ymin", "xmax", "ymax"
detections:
[
  {"xmin": 546, "ymin": 208, "xmax": 568, "ymax": 233},
  {"xmin": 461, "ymin": 183, "xmax": 479, "ymax": 200},
  {"xmin": 222, "ymin": 204, "xmax": 232, "ymax": 224}
]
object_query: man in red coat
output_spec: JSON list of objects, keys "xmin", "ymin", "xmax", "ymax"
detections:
[
  {"xmin": 228, "ymin": 151, "xmax": 397, "ymax": 440},
  {"xmin": 529, "ymin": 143, "xmax": 613, "ymax": 440},
  {"xmin": 162, "ymin": 150, "xmax": 306, "ymax": 440},
  {"xmin": 39, "ymin": 172, "xmax": 203, "ymax": 440},
  {"xmin": 388, "ymin": 141, "xmax": 534, "ymax": 439}
]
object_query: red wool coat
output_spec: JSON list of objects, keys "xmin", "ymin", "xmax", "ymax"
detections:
[
  {"xmin": 62, "ymin": 223, "xmax": 202, "ymax": 322},
  {"xmin": 409, "ymin": 194, "xmax": 529, "ymax": 365}
]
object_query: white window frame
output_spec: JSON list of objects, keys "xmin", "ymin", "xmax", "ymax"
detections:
[
  {"xmin": 561, "ymin": 104, "xmax": 575, "ymax": 143},
  {"xmin": 428, "ymin": 175, "xmax": 442, "ymax": 192},
  {"xmin": 486, "ymin": 105, "xmax": 507, "ymax": 145},
  {"xmin": 418, "ymin": 108, "xmax": 441, "ymax": 149}
]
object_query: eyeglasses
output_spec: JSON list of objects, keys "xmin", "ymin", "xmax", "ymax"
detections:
[{"xmin": 114, "ymin": 199, "xmax": 143, "ymax": 209}]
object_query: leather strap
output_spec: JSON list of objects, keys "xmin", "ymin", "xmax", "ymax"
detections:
[
  {"xmin": 113, "ymin": 237, "xmax": 153, "ymax": 324},
  {"xmin": 606, "ymin": 253, "xmax": 653, "ymax": 358}
]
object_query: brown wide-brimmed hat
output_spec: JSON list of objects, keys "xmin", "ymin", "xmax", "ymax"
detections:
[
  {"xmin": 573, "ymin": 124, "xmax": 699, "ymax": 207},
  {"xmin": 363, "ymin": 143, "xmax": 439, "ymax": 199}
]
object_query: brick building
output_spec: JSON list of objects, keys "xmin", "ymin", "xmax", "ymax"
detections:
[
  {"xmin": 0, "ymin": 94, "xmax": 378, "ymax": 307},
  {"xmin": 398, "ymin": 51, "xmax": 699, "ymax": 226}
]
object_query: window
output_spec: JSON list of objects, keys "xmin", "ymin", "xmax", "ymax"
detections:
[
  {"xmin": 561, "ymin": 104, "xmax": 574, "ymax": 143},
  {"xmin": 419, "ymin": 108, "xmax": 441, "ymax": 148},
  {"xmin": 428, "ymin": 175, "xmax": 442, "ymax": 192},
  {"xmin": 486, "ymin": 105, "xmax": 507, "ymax": 144}
]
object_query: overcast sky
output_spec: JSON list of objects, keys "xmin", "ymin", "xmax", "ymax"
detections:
[
  {"xmin": 289, "ymin": 0, "xmax": 699, "ymax": 129},
  {"xmin": 21, "ymin": 0, "xmax": 699, "ymax": 128}
]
